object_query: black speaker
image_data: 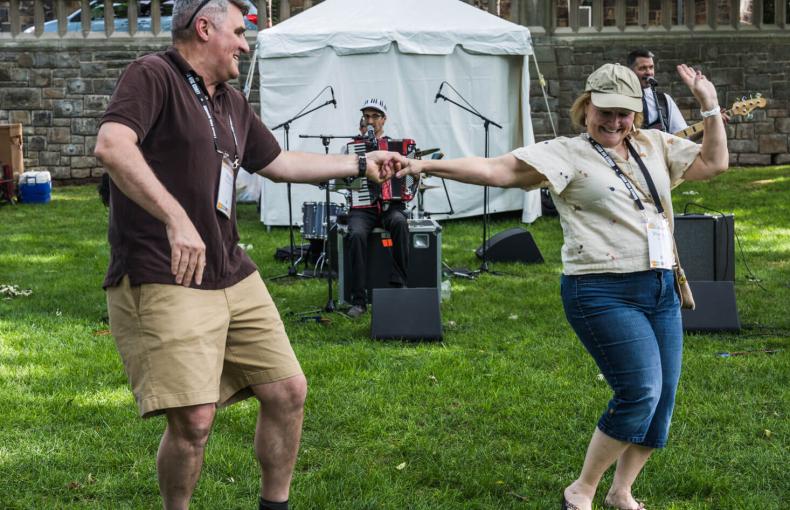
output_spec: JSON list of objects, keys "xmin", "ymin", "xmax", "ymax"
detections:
[
  {"xmin": 338, "ymin": 219, "xmax": 442, "ymax": 305},
  {"xmin": 681, "ymin": 281, "xmax": 741, "ymax": 332},
  {"xmin": 371, "ymin": 288, "xmax": 443, "ymax": 341},
  {"xmin": 475, "ymin": 227, "xmax": 543, "ymax": 264},
  {"xmin": 674, "ymin": 214, "xmax": 735, "ymax": 281}
]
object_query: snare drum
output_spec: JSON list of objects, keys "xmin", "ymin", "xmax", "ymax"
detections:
[{"xmin": 301, "ymin": 201, "xmax": 346, "ymax": 240}]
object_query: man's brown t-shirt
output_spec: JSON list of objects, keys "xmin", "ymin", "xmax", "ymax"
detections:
[{"xmin": 101, "ymin": 48, "xmax": 281, "ymax": 290}]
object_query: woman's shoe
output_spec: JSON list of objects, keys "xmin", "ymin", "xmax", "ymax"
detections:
[{"xmin": 561, "ymin": 497, "xmax": 582, "ymax": 510}]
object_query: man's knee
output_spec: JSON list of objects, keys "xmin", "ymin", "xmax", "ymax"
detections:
[
  {"xmin": 166, "ymin": 404, "xmax": 216, "ymax": 447},
  {"xmin": 254, "ymin": 375, "xmax": 308, "ymax": 414}
]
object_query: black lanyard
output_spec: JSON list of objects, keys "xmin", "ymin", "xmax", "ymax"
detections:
[
  {"xmin": 587, "ymin": 136, "xmax": 665, "ymax": 216},
  {"xmin": 185, "ymin": 71, "xmax": 239, "ymax": 166}
]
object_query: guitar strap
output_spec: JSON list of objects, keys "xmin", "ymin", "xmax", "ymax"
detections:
[{"xmin": 642, "ymin": 91, "xmax": 670, "ymax": 132}]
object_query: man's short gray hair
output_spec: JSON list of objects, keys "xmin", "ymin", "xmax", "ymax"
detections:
[{"xmin": 172, "ymin": 0, "xmax": 249, "ymax": 42}]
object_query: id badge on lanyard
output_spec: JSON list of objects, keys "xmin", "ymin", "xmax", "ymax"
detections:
[
  {"xmin": 645, "ymin": 215, "xmax": 674, "ymax": 269},
  {"xmin": 216, "ymin": 155, "xmax": 238, "ymax": 218}
]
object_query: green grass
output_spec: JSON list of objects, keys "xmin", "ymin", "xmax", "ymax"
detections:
[{"xmin": 0, "ymin": 166, "xmax": 788, "ymax": 509}]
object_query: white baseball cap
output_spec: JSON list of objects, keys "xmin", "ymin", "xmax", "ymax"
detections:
[{"xmin": 360, "ymin": 98, "xmax": 387, "ymax": 115}]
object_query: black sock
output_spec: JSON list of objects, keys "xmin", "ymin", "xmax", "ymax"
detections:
[{"xmin": 259, "ymin": 497, "xmax": 288, "ymax": 510}]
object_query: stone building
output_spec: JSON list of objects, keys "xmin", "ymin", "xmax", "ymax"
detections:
[{"xmin": 0, "ymin": 0, "xmax": 788, "ymax": 181}]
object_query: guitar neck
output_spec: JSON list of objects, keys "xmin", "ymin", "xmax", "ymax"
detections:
[{"xmin": 673, "ymin": 107, "xmax": 733, "ymax": 139}]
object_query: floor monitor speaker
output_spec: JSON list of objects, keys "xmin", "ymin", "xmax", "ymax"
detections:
[
  {"xmin": 475, "ymin": 227, "xmax": 543, "ymax": 264},
  {"xmin": 371, "ymin": 288, "xmax": 443, "ymax": 341},
  {"xmin": 681, "ymin": 281, "xmax": 740, "ymax": 332}
]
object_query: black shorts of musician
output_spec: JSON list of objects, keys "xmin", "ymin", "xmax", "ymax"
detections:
[{"xmin": 346, "ymin": 204, "xmax": 409, "ymax": 306}]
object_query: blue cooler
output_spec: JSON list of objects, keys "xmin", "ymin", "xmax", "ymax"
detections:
[{"xmin": 19, "ymin": 171, "xmax": 52, "ymax": 204}]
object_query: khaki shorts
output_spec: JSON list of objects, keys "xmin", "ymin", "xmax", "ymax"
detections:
[{"xmin": 106, "ymin": 271, "xmax": 302, "ymax": 418}]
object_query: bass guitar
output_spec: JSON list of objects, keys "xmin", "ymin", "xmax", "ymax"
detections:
[{"xmin": 674, "ymin": 95, "xmax": 767, "ymax": 139}]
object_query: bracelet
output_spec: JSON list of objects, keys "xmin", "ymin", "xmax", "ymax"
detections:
[
  {"xmin": 700, "ymin": 106, "xmax": 721, "ymax": 118},
  {"xmin": 357, "ymin": 154, "xmax": 367, "ymax": 178}
]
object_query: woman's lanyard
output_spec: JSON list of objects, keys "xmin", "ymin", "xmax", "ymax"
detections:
[
  {"xmin": 586, "ymin": 135, "xmax": 664, "ymax": 216},
  {"xmin": 587, "ymin": 135, "xmax": 674, "ymax": 269},
  {"xmin": 185, "ymin": 71, "xmax": 240, "ymax": 168}
]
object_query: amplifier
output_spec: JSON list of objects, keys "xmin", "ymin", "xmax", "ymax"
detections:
[
  {"xmin": 674, "ymin": 214, "xmax": 735, "ymax": 281},
  {"xmin": 337, "ymin": 218, "xmax": 442, "ymax": 305}
]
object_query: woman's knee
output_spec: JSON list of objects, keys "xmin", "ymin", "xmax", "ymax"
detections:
[{"xmin": 615, "ymin": 378, "xmax": 663, "ymax": 417}]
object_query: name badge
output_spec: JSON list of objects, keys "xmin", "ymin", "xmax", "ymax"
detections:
[
  {"xmin": 216, "ymin": 156, "xmax": 236, "ymax": 218},
  {"xmin": 646, "ymin": 217, "xmax": 674, "ymax": 269}
]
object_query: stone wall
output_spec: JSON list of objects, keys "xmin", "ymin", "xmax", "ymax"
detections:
[
  {"xmin": 1, "ymin": 31, "xmax": 788, "ymax": 182},
  {"xmin": 0, "ymin": 37, "xmax": 259, "ymax": 180},
  {"xmin": 528, "ymin": 32, "xmax": 790, "ymax": 166}
]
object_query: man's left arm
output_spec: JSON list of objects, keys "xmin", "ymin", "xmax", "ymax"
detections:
[{"xmin": 258, "ymin": 150, "xmax": 403, "ymax": 184}]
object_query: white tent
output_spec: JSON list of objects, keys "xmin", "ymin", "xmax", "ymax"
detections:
[{"xmin": 256, "ymin": 0, "xmax": 541, "ymax": 226}]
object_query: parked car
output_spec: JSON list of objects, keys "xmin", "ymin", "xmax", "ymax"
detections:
[{"xmin": 24, "ymin": 1, "xmax": 258, "ymax": 34}]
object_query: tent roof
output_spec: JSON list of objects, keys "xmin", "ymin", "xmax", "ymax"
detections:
[{"xmin": 257, "ymin": 0, "xmax": 532, "ymax": 58}]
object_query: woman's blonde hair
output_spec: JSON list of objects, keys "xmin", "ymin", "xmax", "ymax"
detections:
[{"xmin": 569, "ymin": 91, "xmax": 644, "ymax": 132}]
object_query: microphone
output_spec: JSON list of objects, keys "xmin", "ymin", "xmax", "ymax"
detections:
[
  {"xmin": 434, "ymin": 82, "xmax": 444, "ymax": 103},
  {"xmin": 329, "ymin": 86, "xmax": 336, "ymax": 108},
  {"xmin": 646, "ymin": 77, "xmax": 659, "ymax": 87},
  {"xmin": 365, "ymin": 124, "xmax": 376, "ymax": 151}
]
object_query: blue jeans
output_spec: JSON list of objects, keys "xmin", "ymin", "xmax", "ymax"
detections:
[{"xmin": 561, "ymin": 269, "xmax": 682, "ymax": 448}]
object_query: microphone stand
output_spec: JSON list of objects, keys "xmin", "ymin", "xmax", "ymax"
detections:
[
  {"xmin": 268, "ymin": 97, "xmax": 336, "ymax": 281},
  {"xmin": 435, "ymin": 90, "xmax": 509, "ymax": 277},
  {"xmin": 298, "ymin": 133, "xmax": 358, "ymax": 313},
  {"xmin": 649, "ymin": 82, "xmax": 667, "ymax": 132}
]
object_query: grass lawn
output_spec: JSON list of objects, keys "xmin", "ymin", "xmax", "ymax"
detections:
[{"xmin": 0, "ymin": 166, "xmax": 788, "ymax": 509}]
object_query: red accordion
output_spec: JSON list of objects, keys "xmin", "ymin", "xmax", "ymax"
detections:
[{"xmin": 347, "ymin": 137, "xmax": 418, "ymax": 208}]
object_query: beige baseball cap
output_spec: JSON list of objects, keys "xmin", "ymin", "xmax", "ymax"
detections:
[{"xmin": 585, "ymin": 63, "xmax": 643, "ymax": 112}]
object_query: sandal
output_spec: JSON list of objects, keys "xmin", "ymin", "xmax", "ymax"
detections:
[{"xmin": 561, "ymin": 497, "xmax": 582, "ymax": 510}]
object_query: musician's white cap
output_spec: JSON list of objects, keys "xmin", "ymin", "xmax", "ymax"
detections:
[{"xmin": 360, "ymin": 98, "xmax": 387, "ymax": 115}]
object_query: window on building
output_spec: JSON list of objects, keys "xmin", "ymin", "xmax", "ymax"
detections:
[
  {"xmin": 604, "ymin": 0, "xmax": 617, "ymax": 25},
  {"xmin": 648, "ymin": 0, "xmax": 663, "ymax": 25},
  {"xmin": 763, "ymin": 0, "xmax": 776, "ymax": 23},
  {"xmin": 626, "ymin": 0, "xmax": 640, "ymax": 25},
  {"xmin": 717, "ymin": 0, "xmax": 732, "ymax": 25},
  {"xmin": 695, "ymin": 0, "xmax": 708, "ymax": 24}
]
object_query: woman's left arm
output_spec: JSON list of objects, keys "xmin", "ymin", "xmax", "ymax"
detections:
[{"xmin": 677, "ymin": 64, "xmax": 729, "ymax": 181}]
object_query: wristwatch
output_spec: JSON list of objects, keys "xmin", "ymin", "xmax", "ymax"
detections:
[{"xmin": 357, "ymin": 154, "xmax": 367, "ymax": 178}]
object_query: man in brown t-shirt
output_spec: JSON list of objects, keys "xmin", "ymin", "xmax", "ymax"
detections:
[{"xmin": 93, "ymin": 2, "xmax": 403, "ymax": 509}]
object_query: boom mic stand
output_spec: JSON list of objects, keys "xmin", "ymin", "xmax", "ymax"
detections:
[
  {"xmin": 268, "ymin": 89, "xmax": 336, "ymax": 281},
  {"xmin": 299, "ymin": 133, "xmax": 358, "ymax": 313},
  {"xmin": 435, "ymin": 83, "xmax": 509, "ymax": 277}
]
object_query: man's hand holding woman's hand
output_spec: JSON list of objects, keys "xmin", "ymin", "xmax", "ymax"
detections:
[
  {"xmin": 395, "ymin": 157, "xmax": 426, "ymax": 179},
  {"xmin": 366, "ymin": 151, "xmax": 410, "ymax": 183}
]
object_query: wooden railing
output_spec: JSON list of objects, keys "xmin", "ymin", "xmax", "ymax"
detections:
[
  {"xmin": 0, "ymin": 0, "xmax": 268, "ymax": 38},
  {"xmin": 0, "ymin": 0, "xmax": 787, "ymax": 38},
  {"xmin": 547, "ymin": 0, "xmax": 788, "ymax": 34}
]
